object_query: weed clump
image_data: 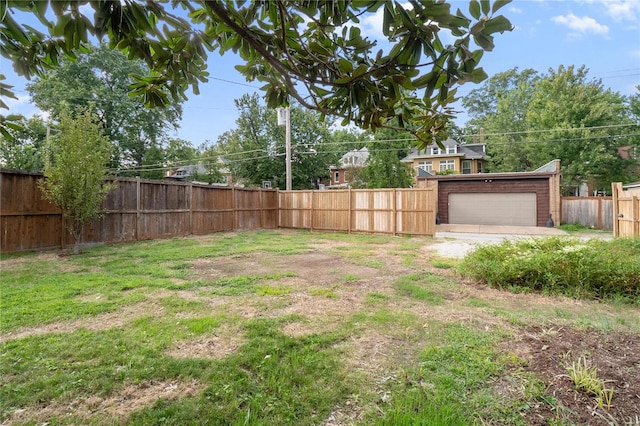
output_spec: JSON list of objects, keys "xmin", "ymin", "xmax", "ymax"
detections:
[{"xmin": 458, "ymin": 237, "xmax": 640, "ymax": 303}]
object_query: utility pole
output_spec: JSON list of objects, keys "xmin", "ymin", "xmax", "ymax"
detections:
[
  {"xmin": 278, "ymin": 107, "xmax": 292, "ymax": 191},
  {"xmin": 285, "ymin": 107, "xmax": 292, "ymax": 191}
]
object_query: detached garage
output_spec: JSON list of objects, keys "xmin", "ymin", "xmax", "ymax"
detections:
[
  {"xmin": 418, "ymin": 161, "xmax": 561, "ymax": 228},
  {"xmin": 449, "ymin": 192, "xmax": 537, "ymax": 226}
]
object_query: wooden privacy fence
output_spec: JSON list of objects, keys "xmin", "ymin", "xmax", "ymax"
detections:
[
  {"xmin": 612, "ymin": 182, "xmax": 639, "ymax": 238},
  {"xmin": 0, "ymin": 170, "xmax": 278, "ymax": 253},
  {"xmin": 1, "ymin": 170, "xmax": 437, "ymax": 253},
  {"xmin": 561, "ymin": 197, "xmax": 612, "ymax": 230},
  {"xmin": 278, "ymin": 188, "xmax": 436, "ymax": 236}
]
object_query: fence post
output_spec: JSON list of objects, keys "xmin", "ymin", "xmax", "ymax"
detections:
[
  {"xmin": 612, "ymin": 183, "xmax": 620, "ymax": 237},
  {"xmin": 188, "ymin": 183, "xmax": 193, "ymax": 235},
  {"xmin": 259, "ymin": 188, "xmax": 263, "ymax": 229},
  {"xmin": 136, "ymin": 177, "xmax": 141, "ymax": 241},
  {"xmin": 348, "ymin": 188, "xmax": 352, "ymax": 234},
  {"xmin": 393, "ymin": 189, "xmax": 397, "ymax": 236},
  {"xmin": 310, "ymin": 190, "xmax": 314, "ymax": 231},
  {"xmin": 60, "ymin": 215, "xmax": 65, "ymax": 250},
  {"xmin": 232, "ymin": 187, "xmax": 237, "ymax": 230},
  {"xmin": 633, "ymin": 196, "xmax": 639, "ymax": 238},
  {"xmin": 597, "ymin": 197, "xmax": 602, "ymax": 230}
]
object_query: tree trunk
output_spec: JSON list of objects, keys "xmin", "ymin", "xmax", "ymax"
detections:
[{"xmin": 72, "ymin": 225, "xmax": 83, "ymax": 255}]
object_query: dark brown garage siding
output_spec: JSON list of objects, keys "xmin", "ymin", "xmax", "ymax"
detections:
[{"xmin": 437, "ymin": 178, "xmax": 550, "ymax": 227}]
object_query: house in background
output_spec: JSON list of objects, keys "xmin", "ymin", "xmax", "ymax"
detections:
[
  {"xmin": 166, "ymin": 164, "xmax": 208, "ymax": 181},
  {"xmin": 328, "ymin": 147, "xmax": 369, "ymax": 188},
  {"xmin": 401, "ymin": 138, "xmax": 488, "ymax": 183},
  {"xmin": 166, "ymin": 160, "xmax": 234, "ymax": 186}
]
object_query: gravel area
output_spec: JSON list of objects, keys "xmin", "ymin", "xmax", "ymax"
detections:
[{"xmin": 431, "ymin": 231, "xmax": 613, "ymax": 259}]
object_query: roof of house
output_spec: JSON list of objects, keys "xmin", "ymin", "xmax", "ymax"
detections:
[
  {"xmin": 533, "ymin": 159, "xmax": 561, "ymax": 173},
  {"xmin": 400, "ymin": 139, "xmax": 488, "ymax": 162},
  {"xmin": 167, "ymin": 164, "xmax": 208, "ymax": 179},
  {"xmin": 418, "ymin": 160, "xmax": 561, "ymax": 181},
  {"xmin": 176, "ymin": 164, "xmax": 208, "ymax": 174},
  {"xmin": 332, "ymin": 147, "xmax": 369, "ymax": 169}
]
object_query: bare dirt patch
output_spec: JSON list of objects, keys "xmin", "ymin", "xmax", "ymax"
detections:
[
  {"xmin": 4, "ymin": 379, "xmax": 205, "ymax": 425},
  {"xmin": 167, "ymin": 325, "xmax": 246, "ymax": 360},
  {"xmin": 1, "ymin": 252, "xmax": 60, "ymax": 267},
  {"xmin": 0, "ymin": 300, "xmax": 167, "ymax": 343},
  {"xmin": 505, "ymin": 326, "xmax": 640, "ymax": 425},
  {"xmin": 1, "ymin": 252, "xmax": 90, "ymax": 274}
]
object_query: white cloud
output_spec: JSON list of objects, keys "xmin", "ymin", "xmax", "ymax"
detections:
[
  {"xmin": 36, "ymin": 110, "xmax": 51, "ymax": 122},
  {"xmin": 552, "ymin": 13, "xmax": 609, "ymax": 35},
  {"xmin": 358, "ymin": 7, "xmax": 385, "ymax": 40},
  {"xmin": 356, "ymin": 2, "xmax": 415, "ymax": 40},
  {"xmin": 5, "ymin": 94, "xmax": 30, "ymax": 110},
  {"xmin": 508, "ymin": 6, "xmax": 523, "ymax": 14},
  {"xmin": 354, "ymin": 2, "xmax": 457, "ymax": 51},
  {"xmin": 601, "ymin": 0, "xmax": 640, "ymax": 22}
]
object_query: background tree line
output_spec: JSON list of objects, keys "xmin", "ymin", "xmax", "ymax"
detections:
[
  {"xmin": 462, "ymin": 65, "xmax": 639, "ymax": 194},
  {"xmin": 1, "ymin": 49, "xmax": 638, "ymax": 191}
]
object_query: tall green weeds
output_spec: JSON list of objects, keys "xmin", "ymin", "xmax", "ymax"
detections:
[{"xmin": 458, "ymin": 237, "xmax": 640, "ymax": 303}]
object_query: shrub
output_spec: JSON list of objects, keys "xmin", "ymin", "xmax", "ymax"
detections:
[{"xmin": 458, "ymin": 237, "xmax": 640, "ymax": 302}]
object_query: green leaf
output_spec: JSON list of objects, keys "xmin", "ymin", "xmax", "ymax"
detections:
[
  {"xmin": 50, "ymin": 1, "xmax": 68, "ymax": 17},
  {"xmin": 471, "ymin": 49, "xmax": 484, "ymax": 64},
  {"xmin": 338, "ymin": 58, "xmax": 354, "ymax": 73},
  {"xmin": 311, "ymin": 86, "xmax": 332, "ymax": 97},
  {"xmin": 397, "ymin": 5, "xmax": 417, "ymax": 32},
  {"xmin": 469, "ymin": 0, "xmax": 481, "ymax": 19},
  {"xmin": 480, "ymin": 0, "xmax": 490, "ymax": 15},
  {"xmin": 470, "ymin": 20, "xmax": 485, "ymax": 35},
  {"xmin": 492, "ymin": 0, "xmax": 513, "ymax": 14},
  {"xmin": 412, "ymin": 71, "xmax": 436, "ymax": 89},
  {"xmin": 33, "ymin": 0, "xmax": 48, "ymax": 20},
  {"xmin": 2, "ymin": 14, "xmax": 30, "ymax": 45},
  {"xmin": 422, "ymin": 3, "xmax": 452, "ymax": 17},
  {"xmin": 382, "ymin": 2, "xmax": 394, "ymax": 36},
  {"xmin": 473, "ymin": 33, "xmax": 494, "ymax": 51},
  {"xmin": 353, "ymin": 64, "xmax": 369, "ymax": 78},
  {"xmin": 483, "ymin": 16, "xmax": 513, "ymax": 34},
  {"xmin": 469, "ymin": 67, "xmax": 488, "ymax": 83}
]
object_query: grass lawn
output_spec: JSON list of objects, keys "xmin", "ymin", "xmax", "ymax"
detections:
[{"xmin": 1, "ymin": 230, "xmax": 639, "ymax": 425}]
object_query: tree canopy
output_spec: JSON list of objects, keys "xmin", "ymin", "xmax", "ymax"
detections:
[
  {"xmin": 360, "ymin": 128, "xmax": 414, "ymax": 189},
  {"xmin": 1, "ymin": 0, "xmax": 513, "ymax": 144},
  {"xmin": 216, "ymin": 93, "xmax": 338, "ymax": 189},
  {"xmin": 0, "ymin": 114, "xmax": 47, "ymax": 170},
  {"xmin": 463, "ymin": 66, "xmax": 639, "ymax": 193},
  {"xmin": 26, "ymin": 44, "xmax": 182, "ymax": 169}
]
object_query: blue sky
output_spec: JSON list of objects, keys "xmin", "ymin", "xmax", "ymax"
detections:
[{"xmin": 2, "ymin": 0, "xmax": 639, "ymax": 147}]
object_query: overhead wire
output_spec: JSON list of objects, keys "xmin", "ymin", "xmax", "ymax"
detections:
[
  {"xmin": 109, "ymin": 122, "xmax": 640, "ymax": 172},
  {"xmin": 108, "ymin": 131, "xmax": 640, "ymax": 175}
]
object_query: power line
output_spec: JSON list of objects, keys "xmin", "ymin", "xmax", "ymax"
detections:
[
  {"xmin": 459, "ymin": 123, "xmax": 639, "ymax": 139},
  {"xmin": 108, "ymin": 131, "xmax": 640, "ymax": 175}
]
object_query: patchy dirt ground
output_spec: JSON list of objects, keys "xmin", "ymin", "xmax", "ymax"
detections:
[
  {"xmin": 508, "ymin": 326, "xmax": 640, "ymax": 425},
  {"xmin": 2, "ymin": 232, "xmax": 639, "ymax": 425},
  {"xmin": 6, "ymin": 380, "xmax": 205, "ymax": 425}
]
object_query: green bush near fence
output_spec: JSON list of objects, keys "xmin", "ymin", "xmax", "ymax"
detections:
[{"xmin": 458, "ymin": 237, "xmax": 640, "ymax": 303}]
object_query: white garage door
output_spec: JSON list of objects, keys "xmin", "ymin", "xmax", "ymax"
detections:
[{"xmin": 449, "ymin": 193, "xmax": 537, "ymax": 226}]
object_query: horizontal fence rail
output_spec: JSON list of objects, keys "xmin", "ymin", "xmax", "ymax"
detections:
[
  {"xmin": 561, "ymin": 197, "xmax": 613, "ymax": 230},
  {"xmin": 6, "ymin": 170, "xmax": 634, "ymax": 253},
  {"xmin": 278, "ymin": 188, "xmax": 436, "ymax": 236},
  {"xmin": 1, "ymin": 170, "xmax": 437, "ymax": 253},
  {"xmin": 0, "ymin": 170, "xmax": 278, "ymax": 253}
]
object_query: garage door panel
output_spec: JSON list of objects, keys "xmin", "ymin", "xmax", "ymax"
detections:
[{"xmin": 449, "ymin": 193, "xmax": 536, "ymax": 226}]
